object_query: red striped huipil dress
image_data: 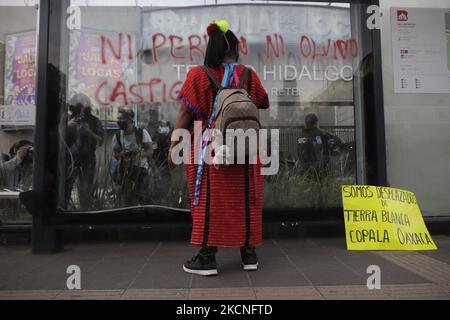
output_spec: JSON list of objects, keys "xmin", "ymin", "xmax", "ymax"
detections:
[{"xmin": 177, "ymin": 64, "xmax": 269, "ymax": 247}]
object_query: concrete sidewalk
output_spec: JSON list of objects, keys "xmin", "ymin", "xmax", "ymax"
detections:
[{"xmin": 0, "ymin": 236, "xmax": 449, "ymax": 300}]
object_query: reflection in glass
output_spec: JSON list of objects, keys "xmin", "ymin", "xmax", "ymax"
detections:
[
  {"xmin": 0, "ymin": 5, "xmax": 38, "ymax": 223},
  {"xmin": 58, "ymin": 3, "xmax": 358, "ymax": 212}
]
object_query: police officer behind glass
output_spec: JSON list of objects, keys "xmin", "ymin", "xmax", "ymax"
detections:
[
  {"xmin": 297, "ymin": 113, "xmax": 344, "ymax": 183},
  {"xmin": 112, "ymin": 108, "xmax": 153, "ymax": 206},
  {"xmin": 0, "ymin": 140, "xmax": 34, "ymax": 191},
  {"xmin": 66, "ymin": 93, "xmax": 104, "ymax": 210}
]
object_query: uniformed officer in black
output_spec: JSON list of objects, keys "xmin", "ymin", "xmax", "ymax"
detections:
[{"xmin": 297, "ymin": 113, "xmax": 344, "ymax": 183}]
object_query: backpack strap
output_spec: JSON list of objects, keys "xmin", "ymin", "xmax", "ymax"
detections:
[
  {"xmin": 136, "ymin": 127, "xmax": 152, "ymax": 167},
  {"xmin": 203, "ymin": 66, "xmax": 219, "ymax": 107},
  {"xmin": 115, "ymin": 131, "xmax": 123, "ymax": 151},
  {"xmin": 202, "ymin": 66, "xmax": 222, "ymax": 122},
  {"xmin": 238, "ymin": 67, "xmax": 252, "ymax": 93},
  {"xmin": 135, "ymin": 127, "xmax": 144, "ymax": 147},
  {"xmin": 202, "ymin": 66, "xmax": 223, "ymax": 91},
  {"xmin": 247, "ymin": 68, "xmax": 252, "ymax": 93}
]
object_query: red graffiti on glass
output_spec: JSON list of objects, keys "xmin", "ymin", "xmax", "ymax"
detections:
[
  {"xmin": 95, "ymin": 32, "xmax": 358, "ymax": 106},
  {"xmin": 299, "ymin": 35, "xmax": 358, "ymax": 60},
  {"xmin": 266, "ymin": 33, "xmax": 285, "ymax": 59},
  {"xmin": 95, "ymin": 79, "xmax": 183, "ymax": 106},
  {"xmin": 100, "ymin": 33, "xmax": 133, "ymax": 64}
]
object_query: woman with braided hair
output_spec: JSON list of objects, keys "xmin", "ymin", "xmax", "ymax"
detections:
[{"xmin": 169, "ymin": 20, "xmax": 269, "ymax": 276}]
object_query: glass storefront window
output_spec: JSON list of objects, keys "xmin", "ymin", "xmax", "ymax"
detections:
[
  {"xmin": 0, "ymin": 1, "xmax": 39, "ymax": 223},
  {"xmin": 50, "ymin": 1, "xmax": 368, "ymax": 213},
  {"xmin": 14, "ymin": 1, "xmax": 390, "ymax": 220}
]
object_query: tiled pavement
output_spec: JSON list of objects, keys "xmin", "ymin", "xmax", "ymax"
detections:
[{"xmin": 0, "ymin": 236, "xmax": 449, "ymax": 300}]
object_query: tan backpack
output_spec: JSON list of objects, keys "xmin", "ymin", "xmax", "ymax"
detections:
[{"xmin": 202, "ymin": 66, "xmax": 260, "ymax": 164}]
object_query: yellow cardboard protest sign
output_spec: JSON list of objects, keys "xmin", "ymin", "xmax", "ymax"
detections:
[{"xmin": 342, "ymin": 185, "xmax": 437, "ymax": 250}]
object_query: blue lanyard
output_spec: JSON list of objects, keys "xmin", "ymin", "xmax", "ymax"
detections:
[{"xmin": 193, "ymin": 63, "xmax": 236, "ymax": 206}]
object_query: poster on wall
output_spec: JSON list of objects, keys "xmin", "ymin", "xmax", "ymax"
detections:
[
  {"xmin": 4, "ymin": 30, "xmax": 36, "ymax": 105},
  {"xmin": 391, "ymin": 8, "xmax": 450, "ymax": 93},
  {"xmin": 68, "ymin": 29, "xmax": 137, "ymax": 124},
  {"xmin": 0, "ymin": 104, "xmax": 35, "ymax": 126}
]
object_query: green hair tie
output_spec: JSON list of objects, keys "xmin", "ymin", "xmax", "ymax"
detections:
[{"xmin": 214, "ymin": 20, "xmax": 229, "ymax": 33}]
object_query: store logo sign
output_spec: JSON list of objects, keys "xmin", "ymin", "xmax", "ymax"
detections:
[{"xmin": 397, "ymin": 10, "xmax": 408, "ymax": 22}]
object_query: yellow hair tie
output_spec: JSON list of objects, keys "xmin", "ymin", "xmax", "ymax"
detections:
[{"xmin": 214, "ymin": 20, "xmax": 229, "ymax": 33}]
